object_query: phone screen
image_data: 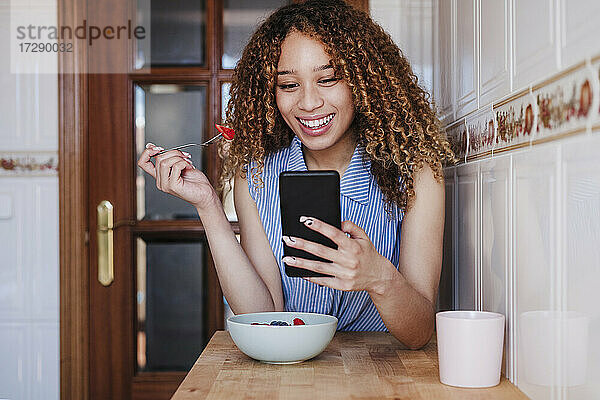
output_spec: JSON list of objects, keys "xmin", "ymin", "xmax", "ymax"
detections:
[{"xmin": 279, "ymin": 170, "xmax": 341, "ymax": 277}]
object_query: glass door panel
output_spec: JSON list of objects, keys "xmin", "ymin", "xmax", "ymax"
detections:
[
  {"xmin": 219, "ymin": 82, "xmax": 237, "ymax": 221},
  {"xmin": 222, "ymin": 0, "xmax": 292, "ymax": 68},
  {"xmin": 135, "ymin": 84, "xmax": 207, "ymax": 220},
  {"xmin": 136, "ymin": 0, "xmax": 206, "ymax": 68},
  {"xmin": 136, "ymin": 238, "xmax": 207, "ymax": 372}
]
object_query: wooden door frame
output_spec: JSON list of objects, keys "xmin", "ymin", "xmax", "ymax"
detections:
[{"xmin": 58, "ymin": 0, "xmax": 89, "ymax": 397}]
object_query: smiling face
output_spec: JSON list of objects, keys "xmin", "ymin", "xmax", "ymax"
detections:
[{"xmin": 275, "ymin": 31, "xmax": 355, "ymax": 153}]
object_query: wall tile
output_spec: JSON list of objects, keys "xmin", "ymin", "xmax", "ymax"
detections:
[
  {"xmin": 455, "ymin": 0, "xmax": 478, "ymax": 116},
  {"xmin": 439, "ymin": 167, "xmax": 456, "ymax": 311},
  {"xmin": 481, "ymin": 155, "xmax": 511, "ymax": 377},
  {"xmin": 513, "ymin": 144, "xmax": 559, "ymax": 399},
  {"xmin": 561, "ymin": 136, "xmax": 600, "ymax": 398},
  {"xmin": 479, "ymin": 0, "xmax": 510, "ymax": 108},
  {"xmin": 512, "ymin": 0, "xmax": 558, "ymax": 91},
  {"xmin": 456, "ymin": 163, "xmax": 479, "ymax": 310},
  {"xmin": 560, "ymin": 0, "xmax": 600, "ymax": 69}
]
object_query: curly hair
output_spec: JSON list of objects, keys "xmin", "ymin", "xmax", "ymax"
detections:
[{"xmin": 219, "ymin": 0, "xmax": 455, "ymax": 213}]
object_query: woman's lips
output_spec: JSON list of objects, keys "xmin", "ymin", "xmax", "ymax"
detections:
[{"xmin": 296, "ymin": 114, "xmax": 335, "ymax": 137}]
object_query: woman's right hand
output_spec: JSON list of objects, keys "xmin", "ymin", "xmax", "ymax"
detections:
[{"xmin": 137, "ymin": 143, "xmax": 218, "ymax": 212}]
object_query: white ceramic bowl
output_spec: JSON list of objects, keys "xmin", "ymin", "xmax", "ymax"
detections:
[{"xmin": 227, "ymin": 311, "xmax": 337, "ymax": 364}]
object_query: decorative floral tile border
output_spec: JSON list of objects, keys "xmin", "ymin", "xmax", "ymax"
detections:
[
  {"xmin": 590, "ymin": 58, "xmax": 600, "ymax": 129},
  {"xmin": 494, "ymin": 91, "xmax": 536, "ymax": 153},
  {"xmin": 446, "ymin": 119, "xmax": 468, "ymax": 163},
  {"xmin": 0, "ymin": 152, "xmax": 58, "ymax": 176},
  {"xmin": 466, "ymin": 104, "xmax": 495, "ymax": 160},
  {"xmin": 447, "ymin": 55, "xmax": 600, "ymax": 164},
  {"xmin": 532, "ymin": 62, "xmax": 598, "ymax": 144}
]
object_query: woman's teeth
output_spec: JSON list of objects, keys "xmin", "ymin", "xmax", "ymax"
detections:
[{"xmin": 298, "ymin": 114, "xmax": 334, "ymax": 129}]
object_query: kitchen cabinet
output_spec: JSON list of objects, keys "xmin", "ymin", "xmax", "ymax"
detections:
[
  {"xmin": 0, "ymin": 178, "xmax": 59, "ymax": 400},
  {"xmin": 31, "ymin": 323, "xmax": 59, "ymax": 400},
  {"xmin": 479, "ymin": 0, "xmax": 510, "ymax": 108},
  {"xmin": 455, "ymin": 0, "xmax": 478, "ymax": 117},
  {"xmin": 513, "ymin": 145, "xmax": 559, "ymax": 399},
  {"xmin": 481, "ymin": 155, "xmax": 511, "ymax": 378},
  {"xmin": 512, "ymin": 0, "xmax": 558, "ymax": 91},
  {"xmin": 560, "ymin": 0, "xmax": 600, "ymax": 68},
  {"xmin": 0, "ymin": 323, "xmax": 29, "ymax": 399},
  {"xmin": 456, "ymin": 163, "xmax": 479, "ymax": 310},
  {"xmin": 0, "ymin": 180, "xmax": 28, "ymax": 319},
  {"xmin": 562, "ymin": 136, "xmax": 600, "ymax": 398},
  {"xmin": 0, "ymin": 73, "xmax": 58, "ymax": 152}
]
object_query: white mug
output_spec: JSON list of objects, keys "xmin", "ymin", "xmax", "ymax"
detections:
[{"xmin": 436, "ymin": 311, "xmax": 505, "ymax": 388}]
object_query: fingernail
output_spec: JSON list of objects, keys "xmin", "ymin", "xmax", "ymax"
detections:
[
  {"xmin": 282, "ymin": 256, "xmax": 296, "ymax": 263},
  {"xmin": 182, "ymin": 151, "xmax": 191, "ymax": 157},
  {"xmin": 282, "ymin": 235, "xmax": 295, "ymax": 243},
  {"xmin": 183, "ymin": 158, "xmax": 196, "ymax": 169},
  {"xmin": 300, "ymin": 217, "xmax": 313, "ymax": 226},
  {"xmin": 146, "ymin": 142, "xmax": 155, "ymax": 149},
  {"xmin": 155, "ymin": 146, "xmax": 164, "ymax": 151}
]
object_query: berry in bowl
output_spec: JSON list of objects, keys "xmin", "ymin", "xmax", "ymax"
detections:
[{"xmin": 226, "ymin": 311, "xmax": 337, "ymax": 364}]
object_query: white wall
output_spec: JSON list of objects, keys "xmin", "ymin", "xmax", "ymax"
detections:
[
  {"xmin": 370, "ymin": 0, "xmax": 434, "ymax": 95},
  {"xmin": 0, "ymin": 0, "xmax": 59, "ymax": 399},
  {"xmin": 434, "ymin": 0, "xmax": 600, "ymax": 398}
]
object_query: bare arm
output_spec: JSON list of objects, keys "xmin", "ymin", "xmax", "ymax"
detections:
[
  {"xmin": 369, "ymin": 163, "xmax": 444, "ymax": 348},
  {"xmin": 232, "ymin": 172, "xmax": 285, "ymax": 312},
  {"xmin": 136, "ymin": 144, "xmax": 282, "ymax": 314}
]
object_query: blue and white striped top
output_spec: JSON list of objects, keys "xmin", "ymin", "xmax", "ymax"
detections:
[{"xmin": 247, "ymin": 135, "xmax": 403, "ymax": 331}]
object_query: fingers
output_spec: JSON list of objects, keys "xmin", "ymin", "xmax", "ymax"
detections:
[
  {"xmin": 282, "ymin": 235, "xmax": 339, "ymax": 262},
  {"xmin": 303, "ymin": 276, "xmax": 349, "ymax": 291},
  {"xmin": 155, "ymin": 151, "xmax": 193, "ymax": 191},
  {"xmin": 165, "ymin": 159, "xmax": 194, "ymax": 191},
  {"xmin": 282, "ymin": 256, "xmax": 335, "ymax": 277},
  {"xmin": 341, "ymin": 220, "xmax": 368, "ymax": 239},
  {"xmin": 137, "ymin": 143, "xmax": 164, "ymax": 179},
  {"xmin": 299, "ymin": 216, "xmax": 351, "ymax": 247}
]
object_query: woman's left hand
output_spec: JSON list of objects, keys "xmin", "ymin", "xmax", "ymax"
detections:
[{"xmin": 282, "ymin": 216, "xmax": 393, "ymax": 293}]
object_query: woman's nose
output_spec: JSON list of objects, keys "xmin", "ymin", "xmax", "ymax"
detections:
[{"xmin": 298, "ymin": 85, "xmax": 324, "ymax": 112}]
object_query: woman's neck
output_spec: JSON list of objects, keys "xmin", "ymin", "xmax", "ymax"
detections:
[{"xmin": 302, "ymin": 134, "xmax": 357, "ymax": 177}]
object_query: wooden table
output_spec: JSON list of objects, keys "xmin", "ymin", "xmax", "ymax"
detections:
[{"xmin": 172, "ymin": 331, "xmax": 527, "ymax": 399}]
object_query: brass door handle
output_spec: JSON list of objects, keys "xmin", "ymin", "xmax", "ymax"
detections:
[{"xmin": 97, "ymin": 200, "xmax": 114, "ymax": 286}]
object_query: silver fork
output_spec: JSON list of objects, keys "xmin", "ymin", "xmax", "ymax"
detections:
[{"xmin": 150, "ymin": 134, "xmax": 223, "ymax": 158}]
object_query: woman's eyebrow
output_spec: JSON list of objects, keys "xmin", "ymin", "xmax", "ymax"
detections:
[
  {"xmin": 313, "ymin": 64, "xmax": 332, "ymax": 72},
  {"xmin": 276, "ymin": 64, "xmax": 333, "ymax": 76}
]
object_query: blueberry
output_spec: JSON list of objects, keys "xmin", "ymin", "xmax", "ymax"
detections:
[{"xmin": 269, "ymin": 320, "xmax": 289, "ymax": 326}]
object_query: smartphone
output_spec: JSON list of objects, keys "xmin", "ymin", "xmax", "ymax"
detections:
[{"xmin": 279, "ymin": 170, "xmax": 341, "ymax": 277}]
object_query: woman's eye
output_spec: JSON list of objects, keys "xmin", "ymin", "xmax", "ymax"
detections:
[
  {"xmin": 278, "ymin": 83, "xmax": 298, "ymax": 90},
  {"xmin": 319, "ymin": 77, "xmax": 340, "ymax": 85}
]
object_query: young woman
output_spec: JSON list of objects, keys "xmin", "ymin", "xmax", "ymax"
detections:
[{"xmin": 138, "ymin": 0, "xmax": 454, "ymax": 349}]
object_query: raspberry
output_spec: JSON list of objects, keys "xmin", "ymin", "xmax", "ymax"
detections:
[{"xmin": 293, "ymin": 318, "xmax": 305, "ymax": 325}]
